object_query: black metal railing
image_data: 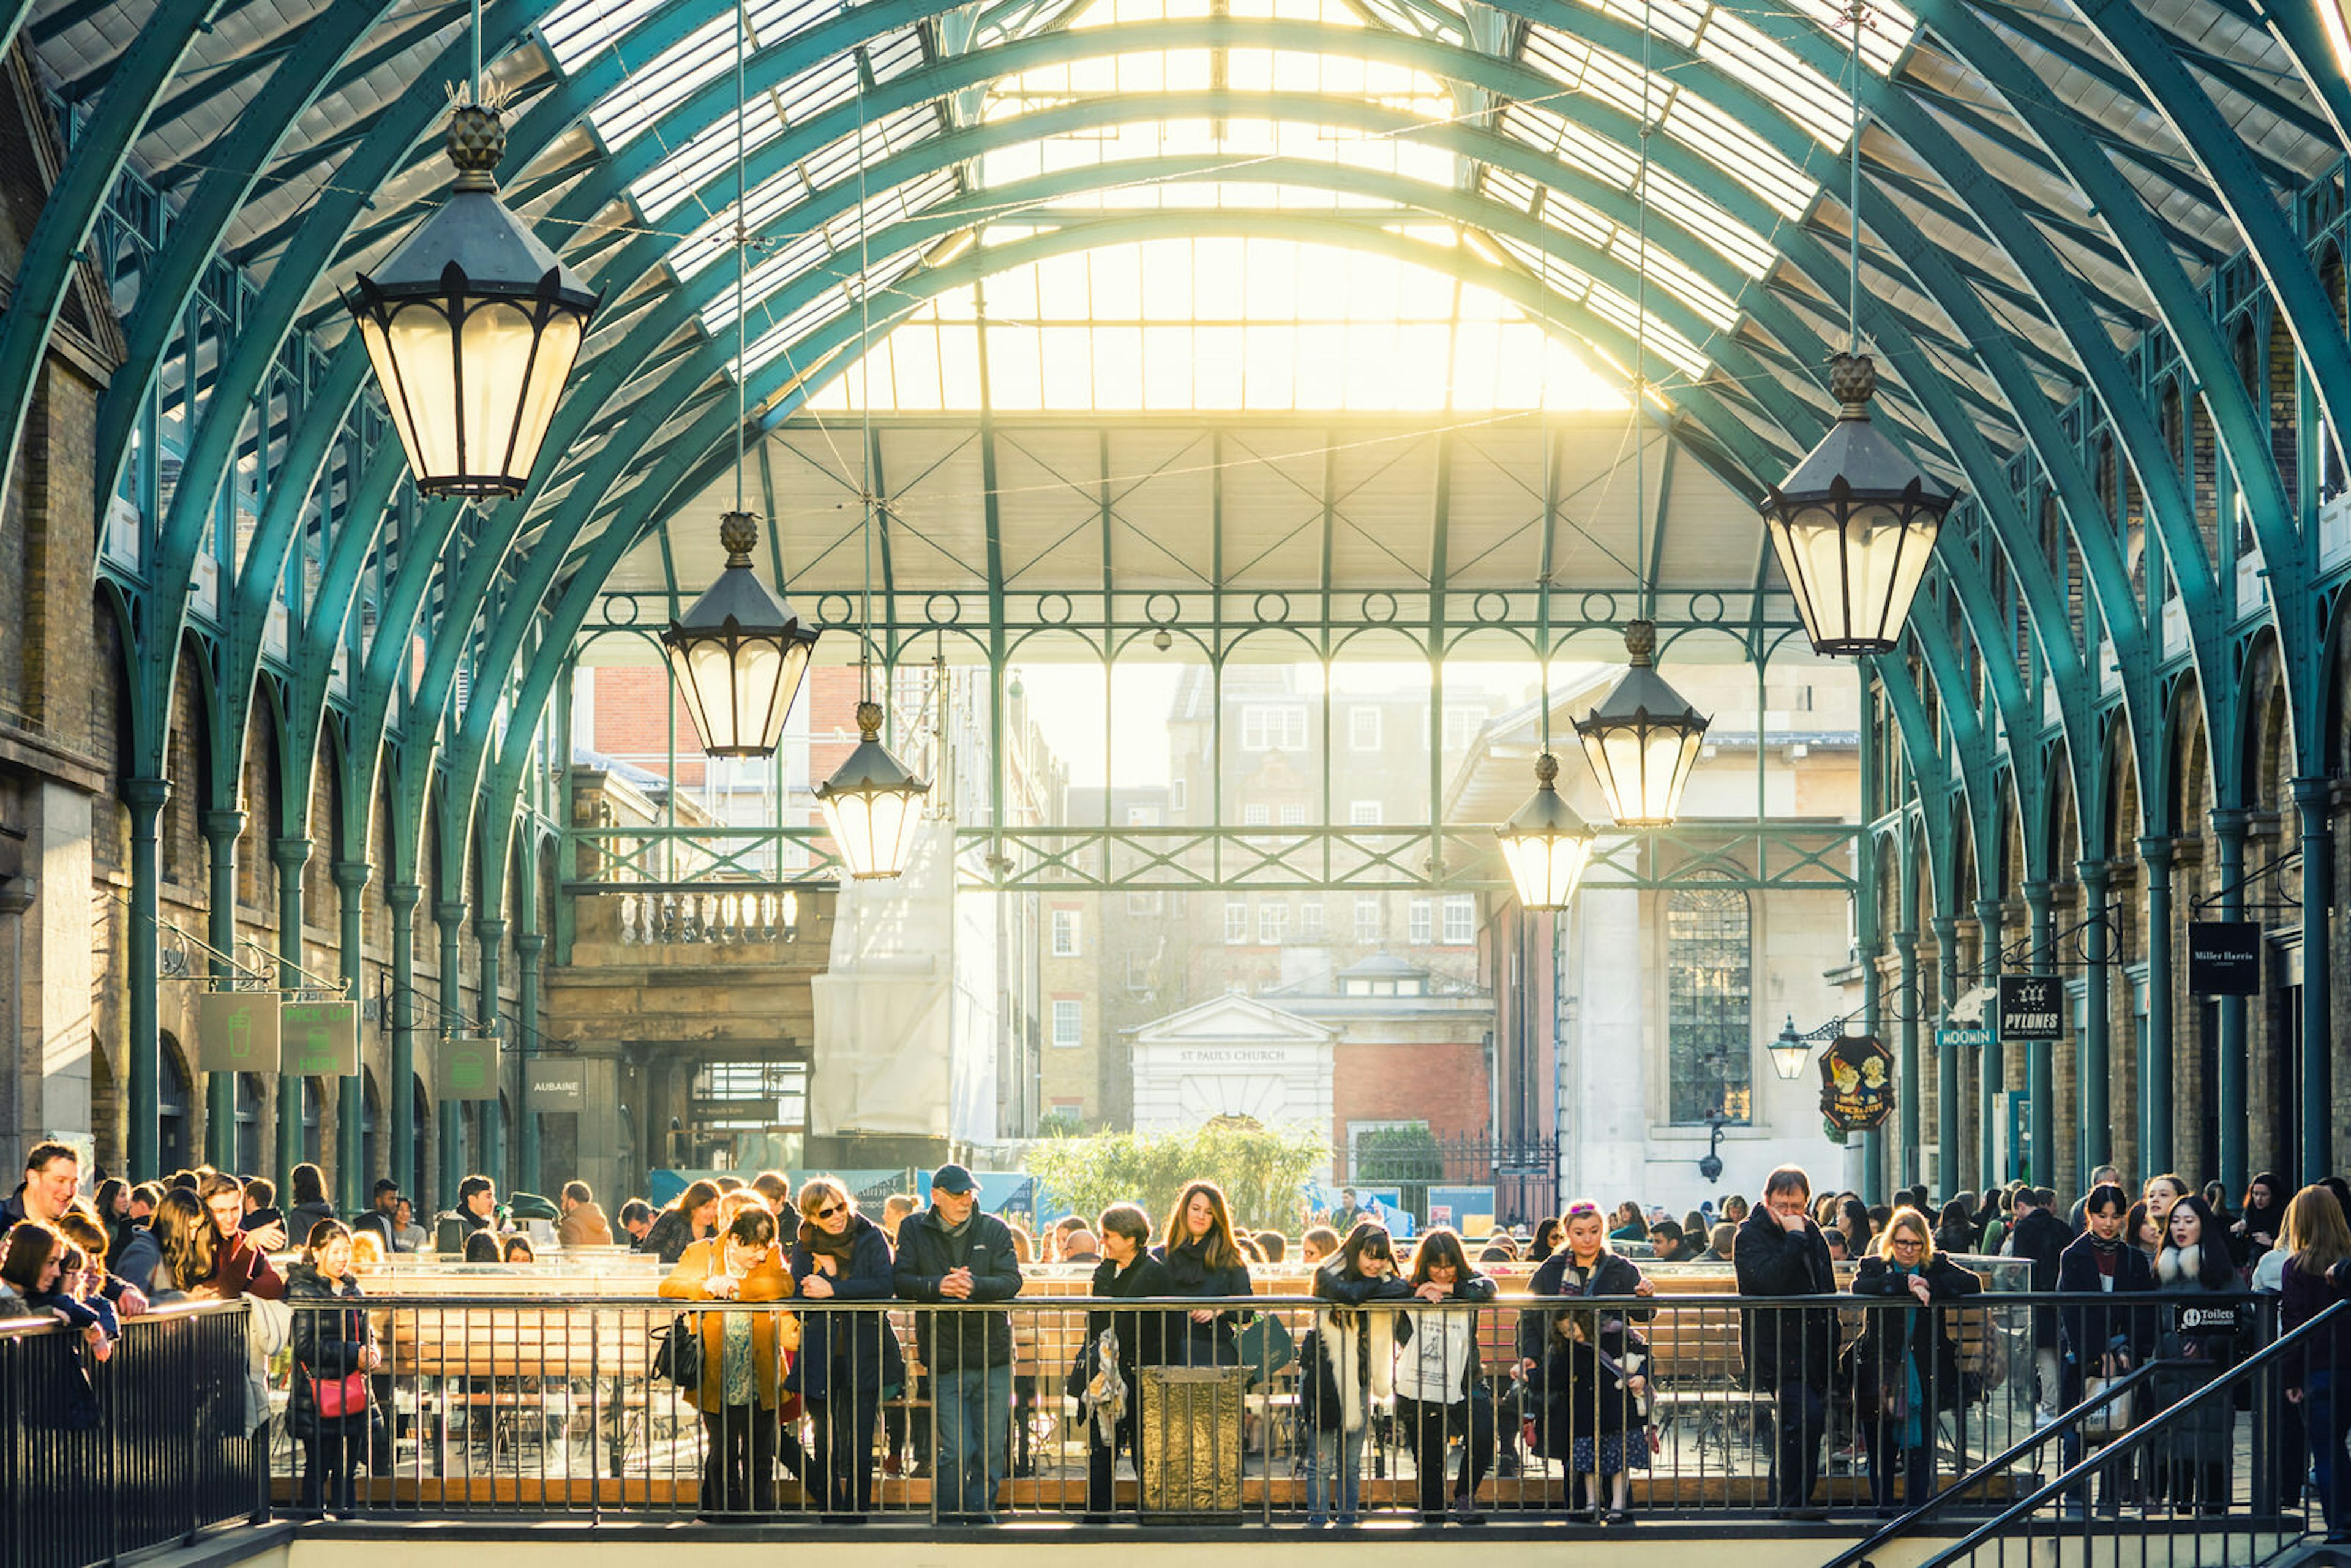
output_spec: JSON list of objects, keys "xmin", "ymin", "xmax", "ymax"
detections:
[
  {"xmin": 246, "ymin": 1286, "xmax": 2315, "ymax": 1529},
  {"xmin": 1, "ymin": 1299, "xmax": 258, "ymax": 1568}
]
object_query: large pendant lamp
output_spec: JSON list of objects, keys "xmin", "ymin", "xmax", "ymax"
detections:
[
  {"xmin": 345, "ymin": 38, "xmax": 599, "ymax": 498},
  {"xmin": 1760, "ymin": 7, "xmax": 1955, "ymax": 656},
  {"xmin": 1497, "ymin": 751, "xmax": 1596, "ymax": 911},
  {"xmin": 1575, "ymin": 619, "xmax": 1708, "ymax": 827},
  {"xmin": 814, "ymin": 91, "xmax": 931, "ymax": 879},
  {"xmin": 661, "ymin": 0, "xmax": 819, "ymax": 757}
]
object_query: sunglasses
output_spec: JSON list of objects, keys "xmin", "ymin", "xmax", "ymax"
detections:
[
  {"xmin": 1564, "ymin": 1202, "xmax": 1602, "ymax": 1217},
  {"xmin": 812, "ymin": 1203, "xmax": 844, "ymax": 1220}
]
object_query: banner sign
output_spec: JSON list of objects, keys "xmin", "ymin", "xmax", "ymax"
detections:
[
  {"xmin": 1427, "ymin": 1185, "xmax": 1498, "ymax": 1237},
  {"xmin": 1937, "ymin": 1026, "xmax": 1992, "ymax": 1051},
  {"xmin": 441, "ymin": 1037, "xmax": 501, "ymax": 1100},
  {"xmin": 526, "ymin": 1060, "xmax": 587, "ymax": 1112},
  {"xmin": 1818, "ymin": 1034, "xmax": 1895, "ymax": 1131},
  {"xmin": 1996, "ymin": 974, "xmax": 2064, "ymax": 1040},
  {"xmin": 279, "ymin": 1000, "xmax": 358, "ymax": 1076},
  {"xmin": 198, "ymin": 992, "xmax": 279, "ymax": 1073},
  {"xmin": 2187, "ymin": 921, "xmax": 2260, "ymax": 996}
]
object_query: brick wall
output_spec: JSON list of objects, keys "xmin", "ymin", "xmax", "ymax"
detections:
[{"xmin": 1331, "ymin": 1033, "xmax": 1490, "ymax": 1149}]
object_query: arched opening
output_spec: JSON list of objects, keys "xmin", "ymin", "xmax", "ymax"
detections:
[
  {"xmin": 2268, "ymin": 310, "xmax": 2302, "ymax": 517},
  {"xmin": 234, "ymin": 1073, "xmax": 263, "ymax": 1174},
  {"xmin": 158, "ymin": 1032, "xmax": 192, "ymax": 1174}
]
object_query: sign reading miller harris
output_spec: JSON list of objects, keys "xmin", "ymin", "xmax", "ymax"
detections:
[{"xmin": 1996, "ymin": 973, "xmax": 2064, "ymax": 1041}]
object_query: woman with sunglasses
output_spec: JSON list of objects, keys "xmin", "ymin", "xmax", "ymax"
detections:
[
  {"xmin": 1304, "ymin": 1221, "xmax": 1412, "ymax": 1525},
  {"xmin": 785, "ymin": 1177, "xmax": 901, "ymax": 1520},
  {"xmin": 1850, "ymin": 1206, "xmax": 1981, "ymax": 1517},
  {"xmin": 1395, "ymin": 1228, "xmax": 1498, "ymax": 1522},
  {"xmin": 1518, "ymin": 1199, "xmax": 1657, "ymax": 1523}
]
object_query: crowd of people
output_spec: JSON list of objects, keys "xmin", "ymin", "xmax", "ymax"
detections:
[{"xmin": 6, "ymin": 1141, "xmax": 2351, "ymax": 1539}]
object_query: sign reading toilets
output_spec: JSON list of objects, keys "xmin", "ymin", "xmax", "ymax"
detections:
[{"xmin": 198, "ymin": 992, "xmax": 280, "ymax": 1072}]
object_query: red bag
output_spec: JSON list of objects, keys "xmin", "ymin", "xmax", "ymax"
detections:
[{"xmin": 312, "ymin": 1370, "xmax": 369, "ymax": 1420}]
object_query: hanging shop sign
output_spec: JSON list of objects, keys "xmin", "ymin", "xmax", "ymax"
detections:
[
  {"xmin": 279, "ymin": 1000, "xmax": 359, "ymax": 1076},
  {"xmin": 526, "ymin": 1060, "xmax": 587, "ymax": 1112},
  {"xmin": 198, "ymin": 992, "xmax": 280, "ymax": 1073},
  {"xmin": 1996, "ymin": 975, "xmax": 2064, "ymax": 1040},
  {"xmin": 1818, "ymin": 1034, "xmax": 1895, "ymax": 1131},
  {"xmin": 1936, "ymin": 1026, "xmax": 1992, "ymax": 1051},
  {"xmin": 441, "ymin": 1037, "xmax": 501, "ymax": 1100},
  {"xmin": 2187, "ymin": 921, "xmax": 2261, "ymax": 996}
]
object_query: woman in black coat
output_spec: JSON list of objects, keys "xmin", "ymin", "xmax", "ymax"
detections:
[
  {"xmin": 2150, "ymin": 1194, "xmax": 2244, "ymax": 1513},
  {"xmin": 1153, "ymin": 1180, "xmax": 1253, "ymax": 1367},
  {"xmin": 1850, "ymin": 1206, "xmax": 1982, "ymax": 1516},
  {"xmin": 287, "ymin": 1220, "xmax": 379, "ymax": 1515},
  {"xmin": 1081, "ymin": 1202, "xmax": 1172, "ymax": 1520},
  {"xmin": 2054, "ymin": 1183, "xmax": 2157, "ymax": 1506},
  {"xmin": 1302, "ymin": 1223, "xmax": 1411, "ymax": 1525},
  {"xmin": 1517, "ymin": 1201, "xmax": 1657, "ymax": 1521},
  {"xmin": 784, "ymin": 1178, "xmax": 902, "ymax": 1518}
]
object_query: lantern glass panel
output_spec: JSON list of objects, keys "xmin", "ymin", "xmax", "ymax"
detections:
[
  {"xmin": 1499, "ymin": 826, "xmax": 1592, "ymax": 910},
  {"xmin": 509, "ymin": 309, "xmax": 584, "ymax": 479}
]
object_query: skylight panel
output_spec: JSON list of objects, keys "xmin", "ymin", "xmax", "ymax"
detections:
[
  {"xmin": 702, "ymin": 168, "xmax": 957, "ymax": 335},
  {"xmin": 588, "ymin": 0, "xmax": 858, "ymax": 151},
  {"xmin": 668, "ymin": 105, "xmax": 940, "ymax": 285},
  {"xmin": 738, "ymin": 247, "xmax": 927, "ymax": 380},
  {"xmin": 1696, "ymin": 9, "xmax": 1848, "ymax": 148},
  {"xmin": 1584, "ymin": 279, "xmax": 1706, "ymax": 378},
  {"xmin": 629, "ymin": 96, "xmax": 786, "ymax": 224},
  {"xmin": 1607, "ymin": 230, "xmax": 1740, "ymax": 332},
  {"xmin": 1493, "ymin": 105, "xmax": 1777, "ymax": 279},
  {"xmin": 538, "ymin": 0, "xmax": 667, "ymax": 73}
]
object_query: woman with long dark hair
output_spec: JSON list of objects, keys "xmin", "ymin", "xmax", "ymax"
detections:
[
  {"xmin": 643, "ymin": 1180, "xmax": 724, "ymax": 1267},
  {"xmin": 2230, "ymin": 1172, "xmax": 2288, "ymax": 1270},
  {"xmin": 1154, "ymin": 1181, "xmax": 1253, "ymax": 1367},
  {"xmin": 287, "ymin": 1220, "xmax": 378, "ymax": 1515},
  {"xmin": 1528, "ymin": 1218, "xmax": 1564, "ymax": 1264},
  {"xmin": 1395, "ymin": 1228, "xmax": 1497, "ymax": 1521},
  {"xmin": 2151, "ymin": 1193, "xmax": 2243, "ymax": 1514},
  {"xmin": 1304, "ymin": 1221, "xmax": 1410, "ymax": 1525}
]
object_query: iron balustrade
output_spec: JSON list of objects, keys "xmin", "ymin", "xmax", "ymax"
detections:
[
  {"xmin": 1, "ymin": 1298, "xmax": 259, "ymax": 1568},
  {"xmin": 236, "ymin": 1285, "xmax": 2318, "ymax": 1531}
]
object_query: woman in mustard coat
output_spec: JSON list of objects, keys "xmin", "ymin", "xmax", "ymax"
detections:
[{"xmin": 661, "ymin": 1207, "xmax": 799, "ymax": 1517}]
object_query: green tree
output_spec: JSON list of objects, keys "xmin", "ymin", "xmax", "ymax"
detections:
[
  {"xmin": 1351, "ymin": 1123, "xmax": 1444, "ymax": 1214},
  {"xmin": 1027, "ymin": 1121, "xmax": 1327, "ymax": 1232}
]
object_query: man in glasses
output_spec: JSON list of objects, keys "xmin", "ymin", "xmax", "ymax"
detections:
[{"xmin": 1735, "ymin": 1165, "xmax": 1839, "ymax": 1520}]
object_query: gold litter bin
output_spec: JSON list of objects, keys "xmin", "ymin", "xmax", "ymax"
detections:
[{"xmin": 1138, "ymin": 1364, "xmax": 1246, "ymax": 1514}]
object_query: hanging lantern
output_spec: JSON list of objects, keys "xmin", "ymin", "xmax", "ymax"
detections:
[
  {"xmin": 816, "ymin": 699, "xmax": 932, "ymax": 880},
  {"xmin": 1496, "ymin": 752, "xmax": 1597, "ymax": 911},
  {"xmin": 1574, "ymin": 619, "xmax": 1709, "ymax": 827},
  {"xmin": 1761, "ymin": 353, "xmax": 1955, "ymax": 656},
  {"xmin": 1770, "ymin": 1015, "xmax": 1813, "ymax": 1081},
  {"xmin": 659, "ymin": 509, "xmax": 820, "ymax": 757},
  {"xmin": 344, "ymin": 100, "xmax": 601, "ymax": 498}
]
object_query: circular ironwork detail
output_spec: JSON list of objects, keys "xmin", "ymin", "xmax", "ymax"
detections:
[
  {"xmin": 1474, "ymin": 591, "xmax": 1511, "ymax": 624},
  {"xmin": 1254, "ymin": 592, "xmax": 1290, "ymax": 623},
  {"xmin": 1038, "ymin": 592, "xmax": 1074, "ymax": 625},
  {"xmin": 925, "ymin": 593, "xmax": 962, "ymax": 625},
  {"xmin": 817, "ymin": 592, "xmax": 857, "ymax": 627},
  {"xmin": 1580, "ymin": 591, "xmax": 1619, "ymax": 625},
  {"xmin": 1362, "ymin": 591, "xmax": 1398, "ymax": 624}
]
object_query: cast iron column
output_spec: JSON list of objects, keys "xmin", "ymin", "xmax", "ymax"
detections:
[
  {"xmin": 332, "ymin": 859, "xmax": 372, "ymax": 1214},
  {"xmin": 436, "ymin": 898, "xmax": 467, "ymax": 1204},
  {"xmin": 2209, "ymin": 809, "xmax": 2249, "ymax": 1197},
  {"xmin": 124, "ymin": 778, "xmax": 171, "ymax": 1180},
  {"xmin": 387, "ymin": 882, "xmax": 421, "ymax": 1202},
  {"xmin": 200, "ymin": 809, "xmax": 244, "ymax": 1168},
  {"xmin": 1934, "ymin": 913, "xmax": 1960, "ymax": 1202},
  {"xmin": 1895, "ymin": 928, "xmax": 1921, "ymax": 1191},
  {"xmin": 476, "ymin": 917, "xmax": 507, "ymax": 1190},
  {"xmin": 1975, "ymin": 898, "xmax": 2004, "ymax": 1188},
  {"xmin": 2024, "ymin": 880, "xmax": 2054, "ymax": 1187},
  {"xmin": 2079, "ymin": 858, "xmax": 2112, "ymax": 1178},
  {"xmin": 2139, "ymin": 836, "xmax": 2173, "ymax": 1177},
  {"xmin": 514, "ymin": 931, "xmax": 544, "ymax": 1197},
  {"xmin": 272, "ymin": 837, "xmax": 312, "ymax": 1195},
  {"xmin": 2293, "ymin": 778, "xmax": 2333, "ymax": 1184}
]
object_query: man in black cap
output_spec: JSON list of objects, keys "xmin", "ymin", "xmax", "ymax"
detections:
[{"xmin": 893, "ymin": 1163, "xmax": 1024, "ymax": 1522}]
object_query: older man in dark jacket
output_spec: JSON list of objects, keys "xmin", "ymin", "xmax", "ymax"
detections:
[
  {"xmin": 893, "ymin": 1164, "xmax": 1024, "ymax": 1522},
  {"xmin": 1735, "ymin": 1165, "xmax": 1839, "ymax": 1518}
]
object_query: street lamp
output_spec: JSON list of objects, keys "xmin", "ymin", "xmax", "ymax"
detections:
[
  {"xmin": 1496, "ymin": 752, "xmax": 1597, "ymax": 911},
  {"xmin": 815, "ymin": 700, "xmax": 931, "ymax": 880},
  {"xmin": 344, "ymin": 99, "xmax": 599, "ymax": 498},
  {"xmin": 659, "ymin": 511, "xmax": 820, "ymax": 757},
  {"xmin": 1575, "ymin": 620, "xmax": 1709, "ymax": 827},
  {"xmin": 1771, "ymin": 1013, "xmax": 1815, "ymax": 1081}
]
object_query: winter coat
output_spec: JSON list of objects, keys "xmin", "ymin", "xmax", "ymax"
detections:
[
  {"xmin": 2279, "ymin": 1255, "xmax": 2351, "ymax": 1392},
  {"xmin": 1300, "ymin": 1265, "xmax": 1409, "ymax": 1433},
  {"xmin": 2149, "ymin": 1245, "xmax": 2244, "ymax": 1469},
  {"xmin": 784, "ymin": 1215, "xmax": 904, "ymax": 1401},
  {"xmin": 1086, "ymin": 1253, "xmax": 1175, "ymax": 1379},
  {"xmin": 1515, "ymin": 1250, "xmax": 1651, "ymax": 1367},
  {"xmin": 285, "ymin": 1201, "xmax": 337, "ymax": 1248},
  {"xmin": 1393, "ymin": 1272, "xmax": 1496, "ymax": 1404},
  {"xmin": 2055, "ymin": 1232, "xmax": 2158, "ymax": 1398},
  {"xmin": 2007, "ymin": 1207, "xmax": 2072, "ymax": 1350},
  {"xmin": 642, "ymin": 1207, "xmax": 703, "ymax": 1266},
  {"xmin": 891, "ymin": 1207, "xmax": 1023, "ymax": 1371},
  {"xmin": 1733, "ymin": 1209, "xmax": 1839, "ymax": 1394},
  {"xmin": 659, "ymin": 1239, "xmax": 799, "ymax": 1414},
  {"xmin": 1848, "ymin": 1254, "xmax": 1982, "ymax": 1420},
  {"xmin": 287, "ymin": 1261, "xmax": 373, "ymax": 1439},
  {"xmin": 558, "ymin": 1203, "xmax": 614, "ymax": 1250},
  {"xmin": 207, "ymin": 1231, "xmax": 285, "ymax": 1301},
  {"xmin": 1153, "ymin": 1237, "xmax": 1253, "ymax": 1366},
  {"xmin": 110, "ymin": 1228, "xmax": 161, "ymax": 1304}
]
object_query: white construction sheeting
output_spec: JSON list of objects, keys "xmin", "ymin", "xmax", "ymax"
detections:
[{"xmin": 811, "ymin": 818, "xmax": 955, "ymax": 1138}]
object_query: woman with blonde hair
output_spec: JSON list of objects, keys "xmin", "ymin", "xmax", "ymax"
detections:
[
  {"xmin": 784, "ymin": 1176, "xmax": 901, "ymax": 1519},
  {"xmin": 1850, "ymin": 1206, "xmax": 1981, "ymax": 1515},
  {"xmin": 2281, "ymin": 1185, "xmax": 2351, "ymax": 1542}
]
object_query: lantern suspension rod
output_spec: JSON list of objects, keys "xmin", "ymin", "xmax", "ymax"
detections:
[
  {"xmin": 857, "ymin": 72, "xmax": 876, "ymax": 703},
  {"xmin": 1633, "ymin": 0, "xmax": 1651, "ymax": 623},
  {"xmin": 1847, "ymin": 1, "xmax": 1862, "ymax": 358},
  {"xmin": 471, "ymin": 0, "xmax": 482, "ymax": 105}
]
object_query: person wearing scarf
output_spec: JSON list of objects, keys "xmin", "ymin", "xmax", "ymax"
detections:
[
  {"xmin": 2151, "ymin": 1194, "xmax": 2243, "ymax": 1514},
  {"xmin": 2230, "ymin": 1172, "xmax": 2288, "ymax": 1270},
  {"xmin": 1850, "ymin": 1207, "xmax": 1981, "ymax": 1518},
  {"xmin": 784, "ymin": 1178, "xmax": 900, "ymax": 1520},
  {"xmin": 1153, "ymin": 1181, "xmax": 1254, "ymax": 1367},
  {"xmin": 2055, "ymin": 1183, "xmax": 2156, "ymax": 1508}
]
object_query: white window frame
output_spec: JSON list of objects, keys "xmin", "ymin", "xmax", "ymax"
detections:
[
  {"xmin": 1279, "ymin": 803, "xmax": 1308, "ymax": 827},
  {"xmin": 1051, "ymin": 999, "xmax": 1083, "ymax": 1048},
  {"xmin": 1299, "ymin": 901, "xmax": 1325, "ymax": 940},
  {"xmin": 1242, "ymin": 705, "xmax": 1308, "ymax": 752},
  {"xmin": 1051, "ymin": 909, "xmax": 1081, "ymax": 957},
  {"xmin": 1442, "ymin": 893, "xmax": 1475, "ymax": 945},
  {"xmin": 1443, "ymin": 707, "xmax": 1488, "ymax": 752},
  {"xmin": 1408, "ymin": 897, "xmax": 1433, "ymax": 945},
  {"xmin": 1224, "ymin": 901, "xmax": 1248, "ymax": 943},
  {"xmin": 1349, "ymin": 801, "xmax": 1384, "ymax": 826},
  {"xmin": 1259, "ymin": 902, "xmax": 1290, "ymax": 945},
  {"xmin": 1242, "ymin": 803, "xmax": 1271, "ymax": 827},
  {"xmin": 1169, "ymin": 778, "xmax": 1188, "ymax": 813},
  {"xmin": 1354, "ymin": 896, "xmax": 1382, "ymax": 942},
  {"xmin": 1350, "ymin": 706, "xmax": 1381, "ymax": 751}
]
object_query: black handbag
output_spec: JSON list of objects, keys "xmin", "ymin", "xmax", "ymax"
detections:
[{"xmin": 653, "ymin": 1312, "xmax": 702, "ymax": 1388}]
